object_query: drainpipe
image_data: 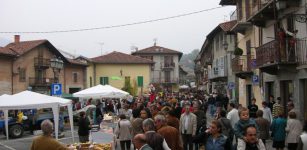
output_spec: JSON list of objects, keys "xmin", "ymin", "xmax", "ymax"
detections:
[
  {"xmin": 94, "ymin": 64, "xmax": 96, "ymax": 85},
  {"xmin": 11, "ymin": 59, "xmax": 14, "ymax": 94}
]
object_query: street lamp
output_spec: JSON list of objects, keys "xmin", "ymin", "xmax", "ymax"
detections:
[{"xmin": 50, "ymin": 57, "xmax": 64, "ymax": 83}]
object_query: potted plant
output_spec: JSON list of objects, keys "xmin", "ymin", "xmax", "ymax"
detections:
[{"xmin": 234, "ymin": 47, "xmax": 243, "ymax": 56}]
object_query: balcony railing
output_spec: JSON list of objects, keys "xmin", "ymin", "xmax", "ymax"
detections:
[
  {"xmin": 29, "ymin": 77, "xmax": 54, "ymax": 86},
  {"xmin": 151, "ymin": 78, "xmax": 179, "ymax": 84},
  {"xmin": 296, "ymin": 39, "xmax": 307, "ymax": 65},
  {"xmin": 232, "ymin": 55, "xmax": 255, "ymax": 73},
  {"xmin": 163, "ymin": 62, "xmax": 175, "ymax": 68},
  {"xmin": 256, "ymin": 39, "xmax": 306, "ymax": 67},
  {"xmin": 34, "ymin": 57, "xmax": 50, "ymax": 68}
]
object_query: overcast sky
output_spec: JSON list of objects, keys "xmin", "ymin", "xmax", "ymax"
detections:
[{"xmin": 0, "ymin": 0, "xmax": 235, "ymax": 58}]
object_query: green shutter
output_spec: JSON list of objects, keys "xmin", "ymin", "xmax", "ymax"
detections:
[
  {"xmin": 100, "ymin": 77, "xmax": 103, "ymax": 85},
  {"xmin": 105, "ymin": 77, "xmax": 109, "ymax": 85},
  {"xmin": 137, "ymin": 76, "xmax": 143, "ymax": 87}
]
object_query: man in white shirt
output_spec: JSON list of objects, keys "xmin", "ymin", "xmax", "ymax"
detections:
[
  {"xmin": 227, "ymin": 102, "xmax": 240, "ymax": 128},
  {"xmin": 261, "ymin": 102, "xmax": 273, "ymax": 124}
]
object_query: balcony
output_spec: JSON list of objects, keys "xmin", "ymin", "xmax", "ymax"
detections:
[
  {"xmin": 248, "ymin": 0, "xmax": 300, "ymax": 27},
  {"xmin": 232, "ymin": 55, "xmax": 254, "ymax": 79},
  {"xmin": 29, "ymin": 77, "xmax": 54, "ymax": 86},
  {"xmin": 219, "ymin": 0, "xmax": 236, "ymax": 5},
  {"xmin": 296, "ymin": 39, "xmax": 307, "ymax": 67},
  {"xmin": 151, "ymin": 78, "xmax": 179, "ymax": 84},
  {"xmin": 34, "ymin": 57, "xmax": 50, "ymax": 69},
  {"xmin": 208, "ymin": 67, "xmax": 227, "ymax": 82},
  {"xmin": 255, "ymin": 39, "xmax": 304, "ymax": 74},
  {"xmin": 162, "ymin": 62, "xmax": 175, "ymax": 70},
  {"xmin": 230, "ymin": 8, "xmax": 252, "ymax": 34}
]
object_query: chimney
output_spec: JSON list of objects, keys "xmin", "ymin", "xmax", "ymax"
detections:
[{"xmin": 14, "ymin": 35, "xmax": 20, "ymax": 43}]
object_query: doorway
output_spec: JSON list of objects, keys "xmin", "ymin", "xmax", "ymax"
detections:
[
  {"xmin": 301, "ymin": 79, "xmax": 307, "ymax": 120},
  {"xmin": 246, "ymin": 84, "xmax": 253, "ymax": 106},
  {"xmin": 280, "ymin": 80, "xmax": 294, "ymax": 115},
  {"xmin": 265, "ymin": 82, "xmax": 274, "ymax": 101}
]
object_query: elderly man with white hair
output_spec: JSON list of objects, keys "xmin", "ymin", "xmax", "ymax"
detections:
[{"xmin": 31, "ymin": 119, "xmax": 68, "ymax": 150}]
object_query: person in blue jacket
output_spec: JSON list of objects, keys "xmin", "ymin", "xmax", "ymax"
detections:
[
  {"xmin": 205, "ymin": 120, "xmax": 228, "ymax": 150},
  {"xmin": 271, "ymin": 111, "xmax": 287, "ymax": 150}
]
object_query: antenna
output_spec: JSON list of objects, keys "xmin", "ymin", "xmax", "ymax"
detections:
[
  {"xmin": 153, "ymin": 38, "xmax": 157, "ymax": 46},
  {"xmin": 98, "ymin": 42, "xmax": 104, "ymax": 55}
]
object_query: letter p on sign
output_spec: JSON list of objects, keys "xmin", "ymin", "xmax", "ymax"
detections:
[{"xmin": 51, "ymin": 83, "xmax": 62, "ymax": 96}]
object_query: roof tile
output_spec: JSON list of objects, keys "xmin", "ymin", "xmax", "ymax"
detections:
[{"xmin": 91, "ymin": 51, "xmax": 154, "ymax": 64}]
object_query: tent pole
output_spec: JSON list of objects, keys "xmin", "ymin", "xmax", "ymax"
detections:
[
  {"xmin": 4, "ymin": 110, "xmax": 9, "ymax": 140},
  {"xmin": 68, "ymin": 104, "xmax": 75, "ymax": 143}
]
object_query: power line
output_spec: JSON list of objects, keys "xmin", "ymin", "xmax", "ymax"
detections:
[{"xmin": 0, "ymin": 6, "xmax": 225, "ymax": 34}]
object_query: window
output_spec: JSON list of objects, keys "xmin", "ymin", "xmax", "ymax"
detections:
[
  {"xmin": 141, "ymin": 56, "xmax": 153, "ymax": 61},
  {"xmin": 100, "ymin": 77, "xmax": 109, "ymax": 85},
  {"xmin": 73, "ymin": 72, "xmax": 78, "ymax": 83},
  {"xmin": 137, "ymin": 76, "xmax": 143, "ymax": 87},
  {"xmin": 90, "ymin": 77, "xmax": 92, "ymax": 87},
  {"xmin": 164, "ymin": 71, "xmax": 171, "ymax": 82},
  {"xmin": 19, "ymin": 68, "xmax": 26, "ymax": 82}
]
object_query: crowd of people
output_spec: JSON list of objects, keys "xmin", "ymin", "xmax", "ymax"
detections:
[{"xmin": 30, "ymin": 90, "xmax": 307, "ymax": 150}]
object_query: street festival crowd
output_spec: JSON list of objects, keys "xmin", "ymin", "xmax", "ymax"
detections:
[{"xmin": 29, "ymin": 89, "xmax": 307, "ymax": 150}]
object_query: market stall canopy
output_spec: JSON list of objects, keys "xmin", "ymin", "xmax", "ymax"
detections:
[
  {"xmin": 73, "ymin": 84, "xmax": 129, "ymax": 99},
  {"xmin": 0, "ymin": 91, "xmax": 74, "ymax": 142},
  {"xmin": 179, "ymin": 85, "xmax": 189, "ymax": 89}
]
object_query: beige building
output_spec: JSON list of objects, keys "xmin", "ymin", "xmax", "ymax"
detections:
[
  {"xmin": 220, "ymin": 0, "xmax": 307, "ymax": 120},
  {"xmin": 0, "ymin": 35, "xmax": 87, "ymax": 95},
  {"xmin": 85, "ymin": 51, "xmax": 154, "ymax": 96},
  {"xmin": 196, "ymin": 20, "xmax": 237, "ymax": 100},
  {"xmin": 220, "ymin": 0, "xmax": 263, "ymax": 107},
  {"xmin": 131, "ymin": 44, "xmax": 183, "ymax": 92}
]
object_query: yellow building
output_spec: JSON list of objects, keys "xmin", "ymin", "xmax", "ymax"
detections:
[{"xmin": 86, "ymin": 51, "xmax": 154, "ymax": 96}]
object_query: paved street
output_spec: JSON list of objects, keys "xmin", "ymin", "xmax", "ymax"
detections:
[{"xmin": 0, "ymin": 127, "xmax": 114, "ymax": 150}]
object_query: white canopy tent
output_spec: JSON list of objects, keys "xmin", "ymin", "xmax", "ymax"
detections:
[
  {"xmin": 73, "ymin": 85, "xmax": 129, "ymax": 99},
  {"xmin": 179, "ymin": 85, "xmax": 189, "ymax": 89},
  {"xmin": 0, "ymin": 91, "xmax": 74, "ymax": 142}
]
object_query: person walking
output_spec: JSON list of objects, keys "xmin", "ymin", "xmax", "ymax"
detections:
[
  {"xmin": 142, "ymin": 118, "xmax": 170, "ymax": 150},
  {"xmin": 227, "ymin": 102, "xmax": 240, "ymax": 128},
  {"xmin": 261, "ymin": 102, "xmax": 273, "ymax": 124},
  {"xmin": 271, "ymin": 111, "xmax": 287, "ymax": 150},
  {"xmin": 297, "ymin": 120, "xmax": 307, "ymax": 150},
  {"xmin": 78, "ymin": 111, "xmax": 91, "ymax": 143},
  {"xmin": 218, "ymin": 110, "xmax": 234, "ymax": 148},
  {"xmin": 115, "ymin": 114, "xmax": 132, "ymax": 150},
  {"xmin": 272, "ymin": 97, "xmax": 283, "ymax": 118},
  {"xmin": 133, "ymin": 134, "xmax": 153, "ymax": 150},
  {"xmin": 179, "ymin": 104, "xmax": 197, "ymax": 150},
  {"xmin": 237, "ymin": 125, "xmax": 266, "ymax": 150},
  {"xmin": 285, "ymin": 112, "xmax": 302, "ymax": 150},
  {"xmin": 255, "ymin": 110, "xmax": 270, "ymax": 145},
  {"xmin": 31, "ymin": 120, "xmax": 68, "ymax": 150},
  {"xmin": 205, "ymin": 120, "xmax": 228, "ymax": 150},
  {"xmin": 154, "ymin": 114, "xmax": 181, "ymax": 150},
  {"xmin": 248, "ymin": 98, "xmax": 258, "ymax": 119},
  {"xmin": 267, "ymin": 95, "xmax": 275, "ymax": 112}
]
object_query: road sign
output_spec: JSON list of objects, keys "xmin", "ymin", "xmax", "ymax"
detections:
[
  {"xmin": 51, "ymin": 83, "xmax": 62, "ymax": 96},
  {"xmin": 228, "ymin": 82, "xmax": 235, "ymax": 90},
  {"xmin": 252, "ymin": 75, "xmax": 259, "ymax": 84}
]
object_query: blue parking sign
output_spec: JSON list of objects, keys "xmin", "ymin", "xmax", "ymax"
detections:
[
  {"xmin": 228, "ymin": 82, "xmax": 235, "ymax": 90},
  {"xmin": 51, "ymin": 83, "xmax": 62, "ymax": 96},
  {"xmin": 252, "ymin": 75, "xmax": 259, "ymax": 84}
]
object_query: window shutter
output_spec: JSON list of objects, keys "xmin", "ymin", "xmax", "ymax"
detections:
[{"xmin": 137, "ymin": 76, "xmax": 143, "ymax": 87}]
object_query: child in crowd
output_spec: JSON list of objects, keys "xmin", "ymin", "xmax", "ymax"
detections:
[{"xmin": 234, "ymin": 107, "xmax": 257, "ymax": 140}]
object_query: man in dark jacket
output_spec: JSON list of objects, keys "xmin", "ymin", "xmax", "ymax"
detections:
[{"xmin": 78, "ymin": 111, "xmax": 91, "ymax": 143}]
